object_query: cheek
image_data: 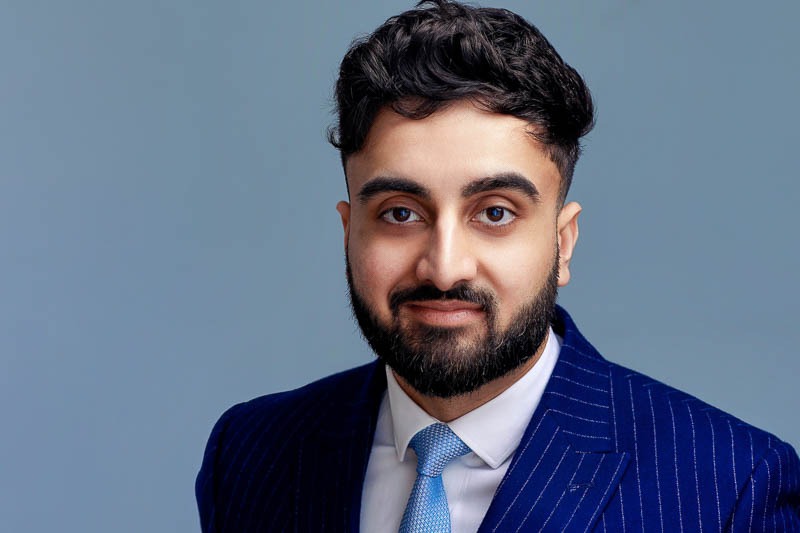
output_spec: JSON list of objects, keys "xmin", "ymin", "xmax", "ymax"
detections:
[
  {"xmin": 481, "ymin": 231, "xmax": 557, "ymax": 313},
  {"xmin": 348, "ymin": 233, "xmax": 417, "ymax": 311}
]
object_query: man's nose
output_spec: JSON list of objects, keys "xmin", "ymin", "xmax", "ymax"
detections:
[{"xmin": 414, "ymin": 216, "xmax": 478, "ymax": 291}]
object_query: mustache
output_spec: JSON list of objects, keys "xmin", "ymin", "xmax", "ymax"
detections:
[{"xmin": 389, "ymin": 283, "xmax": 496, "ymax": 313}]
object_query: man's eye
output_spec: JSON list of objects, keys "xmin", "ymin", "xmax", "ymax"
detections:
[
  {"xmin": 381, "ymin": 207, "xmax": 421, "ymax": 224},
  {"xmin": 475, "ymin": 206, "xmax": 515, "ymax": 226}
]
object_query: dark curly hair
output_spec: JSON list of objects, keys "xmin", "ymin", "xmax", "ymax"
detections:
[{"xmin": 329, "ymin": 0, "xmax": 595, "ymax": 203}]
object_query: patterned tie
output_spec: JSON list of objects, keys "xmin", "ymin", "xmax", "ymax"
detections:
[{"xmin": 399, "ymin": 423, "xmax": 472, "ymax": 533}]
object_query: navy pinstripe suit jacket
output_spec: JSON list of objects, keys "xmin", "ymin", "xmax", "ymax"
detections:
[{"xmin": 196, "ymin": 307, "xmax": 800, "ymax": 532}]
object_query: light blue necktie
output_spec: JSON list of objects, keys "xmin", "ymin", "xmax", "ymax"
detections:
[{"xmin": 399, "ymin": 423, "xmax": 472, "ymax": 533}]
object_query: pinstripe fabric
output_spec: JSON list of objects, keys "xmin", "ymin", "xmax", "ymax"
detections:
[{"xmin": 196, "ymin": 307, "xmax": 800, "ymax": 532}]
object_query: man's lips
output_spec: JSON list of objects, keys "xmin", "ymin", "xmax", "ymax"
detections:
[
  {"xmin": 404, "ymin": 300, "xmax": 483, "ymax": 311},
  {"xmin": 401, "ymin": 300, "xmax": 485, "ymax": 326}
]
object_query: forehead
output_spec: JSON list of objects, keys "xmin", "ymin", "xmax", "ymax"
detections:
[{"xmin": 345, "ymin": 100, "xmax": 561, "ymax": 202}]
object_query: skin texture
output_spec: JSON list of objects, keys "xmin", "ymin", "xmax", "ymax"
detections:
[{"xmin": 337, "ymin": 100, "xmax": 581, "ymax": 421}]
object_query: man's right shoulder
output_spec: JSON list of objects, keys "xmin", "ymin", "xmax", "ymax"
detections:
[
  {"xmin": 211, "ymin": 360, "xmax": 383, "ymax": 438},
  {"xmin": 195, "ymin": 361, "xmax": 384, "ymax": 531}
]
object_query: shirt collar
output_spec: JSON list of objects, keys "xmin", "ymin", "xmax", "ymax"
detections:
[{"xmin": 385, "ymin": 327, "xmax": 561, "ymax": 469}]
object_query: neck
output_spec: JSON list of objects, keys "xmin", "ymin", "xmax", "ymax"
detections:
[{"xmin": 393, "ymin": 329, "xmax": 550, "ymax": 422}]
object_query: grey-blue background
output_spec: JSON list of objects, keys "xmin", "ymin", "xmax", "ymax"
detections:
[{"xmin": 2, "ymin": 1, "xmax": 797, "ymax": 531}]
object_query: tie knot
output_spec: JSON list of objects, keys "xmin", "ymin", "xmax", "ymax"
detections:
[{"xmin": 409, "ymin": 423, "xmax": 471, "ymax": 477}]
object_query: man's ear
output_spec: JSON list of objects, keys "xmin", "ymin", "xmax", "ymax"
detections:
[
  {"xmin": 336, "ymin": 201, "xmax": 351, "ymax": 249},
  {"xmin": 556, "ymin": 201, "xmax": 581, "ymax": 287}
]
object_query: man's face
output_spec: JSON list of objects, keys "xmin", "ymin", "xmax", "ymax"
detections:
[{"xmin": 337, "ymin": 100, "xmax": 581, "ymax": 398}]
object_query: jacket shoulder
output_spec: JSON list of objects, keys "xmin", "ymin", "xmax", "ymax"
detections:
[
  {"xmin": 605, "ymin": 360, "xmax": 800, "ymax": 529},
  {"xmin": 203, "ymin": 361, "xmax": 383, "ymax": 469},
  {"xmin": 195, "ymin": 361, "xmax": 384, "ymax": 532},
  {"xmin": 607, "ymin": 359, "xmax": 785, "ymax": 455},
  {"xmin": 220, "ymin": 360, "xmax": 381, "ymax": 426},
  {"xmin": 555, "ymin": 307, "xmax": 791, "ymax": 460}
]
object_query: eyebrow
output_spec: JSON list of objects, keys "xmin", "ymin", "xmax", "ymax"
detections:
[
  {"xmin": 357, "ymin": 177, "xmax": 431, "ymax": 204},
  {"xmin": 356, "ymin": 172, "xmax": 539, "ymax": 204},
  {"xmin": 461, "ymin": 173, "xmax": 540, "ymax": 202}
]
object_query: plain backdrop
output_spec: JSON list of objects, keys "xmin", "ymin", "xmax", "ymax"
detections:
[{"xmin": 1, "ymin": 1, "xmax": 798, "ymax": 531}]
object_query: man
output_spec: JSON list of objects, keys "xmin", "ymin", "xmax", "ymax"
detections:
[{"xmin": 196, "ymin": 1, "xmax": 800, "ymax": 531}]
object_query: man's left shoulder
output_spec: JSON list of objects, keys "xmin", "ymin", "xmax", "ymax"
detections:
[
  {"xmin": 555, "ymin": 306, "xmax": 796, "ymax": 461},
  {"xmin": 602, "ymin": 358, "xmax": 800, "ymax": 528},
  {"xmin": 607, "ymin": 358, "xmax": 795, "ymax": 465},
  {"xmin": 553, "ymin": 306, "xmax": 800, "ymax": 528}
]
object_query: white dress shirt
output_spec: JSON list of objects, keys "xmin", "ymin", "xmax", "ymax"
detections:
[{"xmin": 360, "ymin": 328, "xmax": 561, "ymax": 533}]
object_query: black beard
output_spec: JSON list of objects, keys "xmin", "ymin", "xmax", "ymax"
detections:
[{"xmin": 346, "ymin": 255, "xmax": 559, "ymax": 398}]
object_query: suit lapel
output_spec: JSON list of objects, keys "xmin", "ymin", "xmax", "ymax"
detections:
[
  {"xmin": 478, "ymin": 308, "xmax": 630, "ymax": 532},
  {"xmin": 293, "ymin": 362, "xmax": 386, "ymax": 533}
]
